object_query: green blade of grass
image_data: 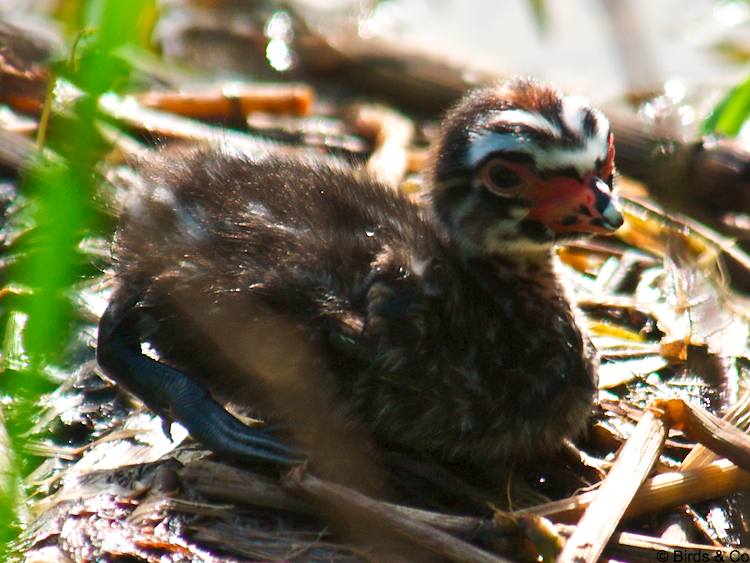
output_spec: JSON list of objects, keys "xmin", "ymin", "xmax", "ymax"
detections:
[
  {"xmin": 1, "ymin": 0, "xmax": 156, "ymax": 557},
  {"xmin": 702, "ymin": 74, "xmax": 750, "ymax": 138},
  {"xmin": 528, "ymin": 0, "xmax": 549, "ymax": 33}
]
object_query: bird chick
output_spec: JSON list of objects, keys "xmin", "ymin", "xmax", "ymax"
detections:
[{"xmin": 97, "ymin": 78, "xmax": 622, "ymax": 469}]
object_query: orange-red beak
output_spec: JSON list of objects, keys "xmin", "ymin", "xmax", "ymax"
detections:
[{"xmin": 526, "ymin": 173, "xmax": 623, "ymax": 234}]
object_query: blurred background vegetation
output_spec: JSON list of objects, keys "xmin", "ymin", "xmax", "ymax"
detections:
[{"xmin": 0, "ymin": 0, "xmax": 156, "ymax": 554}]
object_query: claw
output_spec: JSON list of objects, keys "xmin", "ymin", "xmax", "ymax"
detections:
[{"xmin": 160, "ymin": 416, "xmax": 174, "ymax": 442}]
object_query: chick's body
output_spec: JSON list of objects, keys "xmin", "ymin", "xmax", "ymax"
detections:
[
  {"xmin": 101, "ymin": 80, "xmax": 621, "ymax": 467},
  {"xmin": 113, "ymin": 147, "xmax": 596, "ymax": 463}
]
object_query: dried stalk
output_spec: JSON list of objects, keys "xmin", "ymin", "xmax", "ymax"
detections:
[
  {"xmin": 0, "ymin": 404, "xmax": 25, "ymax": 529},
  {"xmin": 0, "ymin": 21, "xmax": 53, "ymax": 111},
  {"xmin": 181, "ymin": 459, "xmax": 498, "ymax": 538},
  {"xmin": 284, "ymin": 468, "xmax": 511, "ymax": 563},
  {"xmin": 0, "ymin": 127, "xmax": 37, "ymax": 171},
  {"xmin": 618, "ymin": 196, "xmax": 750, "ymax": 287},
  {"xmin": 97, "ymin": 94, "xmax": 281, "ymax": 156},
  {"xmin": 136, "ymin": 83, "xmax": 315, "ymax": 121},
  {"xmin": 526, "ymin": 458, "xmax": 750, "ymax": 523},
  {"xmin": 350, "ymin": 104, "xmax": 414, "ymax": 189},
  {"xmin": 557, "ymin": 407, "xmax": 669, "ymax": 562},
  {"xmin": 656, "ymin": 398, "xmax": 750, "ymax": 472},
  {"xmin": 557, "ymin": 524, "xmax": 750, "ymax": 563},
  {"xmin": 192, "ymin": 520, "xmax": 365, "ymax": 562},
  {"xmin": 681, "ymin": 391, "xmax": 750, "ymax": 470},
  {"xmin": 180, "ymin": 459, "xmax": 308, "ymax": 513}
]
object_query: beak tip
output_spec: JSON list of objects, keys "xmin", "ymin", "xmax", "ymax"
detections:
[{"xmin": 602, "ymin": 202, "xmax": 624, "ymax": 231}]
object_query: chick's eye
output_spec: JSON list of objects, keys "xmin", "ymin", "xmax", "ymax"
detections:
[{"xmin": 484, "ymin": 163, "xmax": 521, "ymax": 192}]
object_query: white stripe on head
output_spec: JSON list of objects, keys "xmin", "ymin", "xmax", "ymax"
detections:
[
  {"xmin": 561, "ymin": 96, "xmax": 611, "ymax": 149},
  {"xmin": 532, "ymin": 136, "xmax": 609, "ymax": 174},
  {"xmin": 467, "ymin": 108, "xmax": 561, "ymax": 166},
  {"xmin": 560, "ymin": 96, "xmax": 589, "ymax": 138},
  {"xmin": 486, "ymin": 109, "xmax": 561, "ymax": 138},
  {"xmin": 467, "ymin": 131, "xmax": 610, "ymax": 175},
  {"xmin": 466, "ymin": 105, "xmax": 611, "ymax": 175},
  {"xmin": 467, "ymin": 131, "xmax": 528, "ymax": 167},
  {"xmin": 591, "ymin": 108, "xmax": 610, "ymax": 146}
]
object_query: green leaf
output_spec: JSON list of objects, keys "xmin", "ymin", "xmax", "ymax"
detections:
[
  {"xmin": 528, "ymin": 0, "xmax": 549, "ymax": 33},
  {"xmin": 702, "ymin": 74, "xmax": 750, "ymax": 137},
  {"xmin": 1, "ymin": 0, "xmax": 156, "ymax": 555}
]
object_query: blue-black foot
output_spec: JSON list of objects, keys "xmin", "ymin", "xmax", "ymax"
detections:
[{"xmin": 97, "ymin": 300, "xmax": 305, "ymax": 466}]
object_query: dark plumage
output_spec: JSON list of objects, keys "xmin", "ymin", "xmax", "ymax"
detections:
[{"xmin": 97, "ymin": 79, "xmax": 622, "ymax": 468}]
